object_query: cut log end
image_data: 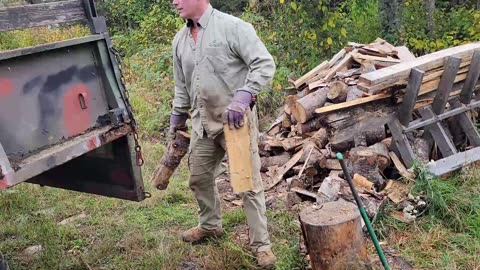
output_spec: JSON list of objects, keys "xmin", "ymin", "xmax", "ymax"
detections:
[
  {"xmin": 300, "ymin": 200, "xmax": 368, "ymax": 270},
  {"xmin": 291, "ymin": 88, "xmax": 329, "ymax": 123},
  {"xmin": 327, "ymin": 81, "xmax": 348, "ymax": 103}
]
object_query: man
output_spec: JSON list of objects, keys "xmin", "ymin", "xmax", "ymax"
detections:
[{"xmin": 169, "ymin": 0, "xmax": 276, "ymax": 268}]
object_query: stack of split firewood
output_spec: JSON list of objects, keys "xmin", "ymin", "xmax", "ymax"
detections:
[
  {"xmin": 259, "ymin": 39, "xmax": 480, "ymax": 214},
  {"xmin": 261, "ymin": 39, "xmax": 413, "ymax": 193}
]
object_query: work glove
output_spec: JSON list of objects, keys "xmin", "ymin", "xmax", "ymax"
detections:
[
  {"xmin": 225, "ymin": 90, "xmax": 253, "ymax": 129},
  {"xmin": 168, "ymin": 113, "xmax": 188, "ymax": 140}
]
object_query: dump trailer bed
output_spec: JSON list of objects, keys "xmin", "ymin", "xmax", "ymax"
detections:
[{"xmin": 0, "ymin": 0, "xmax": 147, "ymax": 201}]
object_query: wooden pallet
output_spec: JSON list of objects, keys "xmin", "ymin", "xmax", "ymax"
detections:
[{"xmin": 388, "ymin": 50, "xmax": 480, "ymax": 176}]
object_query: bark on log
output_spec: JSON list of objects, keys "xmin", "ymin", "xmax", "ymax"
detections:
[
  {"xmin": 284, "ymin": 95, "xmax": 299, "ymax": 115},
  {"xmin": 296, "ymin": 117, "xmax": 324, "ymax": 134},
  {"xmin": 320, "ymin": 159, "xmax": 342, "ymax": 170},
  {"xmin": 282, "ymin": 115, "xmax": 292, "ymax": 128},
  {"xmin": 260, "ymin": 153, "xmax": 292, "ymax": 172},
  {"xmin": 330, "ymin": 124, "xmax": 386, "ymax": 152},
  {"xmin": 152, "ymin": 131, "xmax": 191, "ymax": 190},
  {"xmin": 327, "ymin": 81, "xmax": 348, "ymax": 103},
  {"xmin": 292, "ymin": 87, "xmax": 329, "ymax": 123},
  {"xmin": 369, "ymin": 142, "xmax": 391, "ymax": 171},
  {"xmin": 346, "ymin": 86, "xmax": 365, "ymax": 101},
  {"xmin": 348, "ymin": 147, "xmax": 384, "ymax": 188},
  {"xmin": 299, "ymin": 148, "xmax": 327, "ymax": 169},
  {"xmin": 292, "ymin": 164, "xmax": 319, "ymax": 177},
  {"xmin": 310, "ymin": 128, "xmax": 329, "ymax": 149},
  {"xmin": 300, "ymin": 200, "xmax": 368, "ymax": 270}
]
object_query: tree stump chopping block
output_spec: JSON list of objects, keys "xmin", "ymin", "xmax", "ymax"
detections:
[
  {"xmin": 300, "ymin": 200, "xmax": 368, "ymax": 270},
  {"xmin": 151, "ymin": 130, "xmax": 190, "ymax": 190}
]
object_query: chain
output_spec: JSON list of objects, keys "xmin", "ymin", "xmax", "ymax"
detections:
[{"xmin": 110, "ymin": 46, "xmax": 144, "ymax": 167}]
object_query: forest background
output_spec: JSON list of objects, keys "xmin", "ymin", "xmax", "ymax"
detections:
[{"xmin": 0, "ymin": 0, "xmax": 479, "ymax": 269}]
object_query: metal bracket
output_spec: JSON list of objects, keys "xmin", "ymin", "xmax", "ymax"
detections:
[
  {"xmin": 82, "ymin": 0, "xmax": 108, "ymax": 34},
  {"xmin": 97, "ymin": 108, "xmax": 126, "ymax": 127}
]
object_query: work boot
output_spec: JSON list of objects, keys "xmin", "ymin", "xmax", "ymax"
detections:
[
  {"xmin": 181, "ymin": 226, "xmax": 224, "ymax": 243},
  {"xmin": 257, "ymin": 249, "xmax": 276, "ymax": 269}
]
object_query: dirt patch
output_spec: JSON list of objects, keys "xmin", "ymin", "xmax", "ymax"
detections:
[
  {"xmin": 178, "ymin": 255, "xmax": 203, "ymax": 270},
  {"xmin": 216, "ymin": 176, "xmax": 243, "ymax": 211}
]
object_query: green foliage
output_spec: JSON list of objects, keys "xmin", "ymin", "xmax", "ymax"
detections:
[
  {"xmin": 211, "ymin": 0, "xmax": 249, "ymax": 14},
  {"xmin": 338, "ymin": 0, "xmax": 381, "ymax": 44},
  {"xmin": 100, "ymin": 0, "xmax": 183, "ymax": 56},
  {"xmin": 400, "ymin": 0, "xmax": 480, "ymax": 55},
  {"xmin": 98, "ymin": 0, "xmax": 152, "ymax": 33},
  {"xmin": 125, "ymin": 45, "xmax": 175, "ymax": 138},
  {"xmin": 243, "ymin": 0, "xmax": 348, "ymax": 80},
  {"xmin": 0, "ymin": 25, "xmax": 90, "ymax": 51}
]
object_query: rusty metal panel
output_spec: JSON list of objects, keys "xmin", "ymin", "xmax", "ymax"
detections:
[{"xmin": 0, "ymin": 39, "xmax": 111, "ymax": 157}]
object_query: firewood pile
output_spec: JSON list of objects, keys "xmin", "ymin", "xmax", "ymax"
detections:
[{"xmin": 260, "ymin": 39, "xmax": 480, "ymax": 217}]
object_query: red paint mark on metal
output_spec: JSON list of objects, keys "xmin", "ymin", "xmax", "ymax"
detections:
[
  {"xmin": 86, "ymin": 137, "xmax": 98, "ymax": 151},
  {"xmin": 64, "ymin": 84, "xmax": 91, "ymax": 137},
  {"xmin": 0, "ymin": 79, "xmax": 13, "ymax": 96}
]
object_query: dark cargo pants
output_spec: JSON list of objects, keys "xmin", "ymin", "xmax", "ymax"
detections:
[{"xmin": 188, "ymin": 109, "xmax": 271, "ymax": 252}]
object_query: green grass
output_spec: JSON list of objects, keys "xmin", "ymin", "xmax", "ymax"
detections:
[
  {"xmin": 374, "ymin": 165, "xmax": 480, "ymax": 270},
  {"xmin": 0, "ymin": 135, "xmax": 307, "ymax": 270}
]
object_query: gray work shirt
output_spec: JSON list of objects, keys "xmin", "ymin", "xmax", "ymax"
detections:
[{"xmin": 171, "ymin": 4, "xmax": 276, "ymax": 138}]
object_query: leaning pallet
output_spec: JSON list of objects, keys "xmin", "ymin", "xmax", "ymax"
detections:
[{"xmin": 388, "ymin": 50, "xmax": 480, "ymax": 176}]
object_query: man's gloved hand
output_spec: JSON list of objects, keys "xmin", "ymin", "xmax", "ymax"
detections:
[
  {"xmin": 168, "ymin": 113, "xmax": 188, "ymax": 140},
  {"xmin": 225, "ymin": 90, "xmax": 253, "ymax": 129}
]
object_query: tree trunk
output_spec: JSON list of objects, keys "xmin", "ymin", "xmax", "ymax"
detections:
[
  {"xmin": 378, "ymin": 0, "xmax": 403, "ymax": 43},
  {"xmin": 426, "ymin": 0, "xmax": 436, "ymax": 36},
  {"xmin": 300, "ymin": 200, "xmax": 368, "ymax": 270}
]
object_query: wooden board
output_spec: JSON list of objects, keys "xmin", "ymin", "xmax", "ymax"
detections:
[
  {"xmin": 389, "ymin": 152, "xmax": 415, "ymax": 179},
  {"xmin": 323, "ymin": 50, "xmax": 355, "ymax": 81},
  {"xmin": 0, "ymin": 0, "xmax": 86, "ymax": 32},
  {"xmin": 353, "ymin": 53, "xmax": 401, "ymax": 63},
  {"xmin": 449, "ymin": 99, "xmax": 480, "ymax": 147},
  {"xmin": 395, "ymin": 46, "xmax": 416, "ymax": 62},
  {"xmin": 315, "ymin": 92, "xmax": 390, "ymax": 114},
  {"xmin": 460, "ymin": 50, "xmax": 480, "ymax": 104},
  {"xmin": 224, "ymin": 116, "xmax": 255, "ymax": 193},
  {"xmin": 265, "ymin": 150, "xmax": 304, "ymax": 191},
  {"xmin": 398, "ymin": 68, "xmax": 424, "ymax": 126},
  {"xmin": 293, "ymin": 60, "xmax": 329, "ymax": 88},
  {"xmin": 359, "ymin": 62, "xmax": 470, "ymax": 94},
  {"xmin": 431, "ymin": 57, "xmax": 462, "ymax": 114},
  {"xmin": 388, "ymin": 118, "xmax": 416, "ymax": 168},
  {"xmin": 427, "ymin": 146, "xmax": 480, "ymax": 176},
  {"xmin": 358, "ymin": 42, "xmax": 480, "ymax": 91},
  {"xmin": 328, "ymin": 49, "xmax": 347, "ymax": 67},
  {"xmin": 418, "ymin": 107, "xmax": 457, "ymax": 157}
]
